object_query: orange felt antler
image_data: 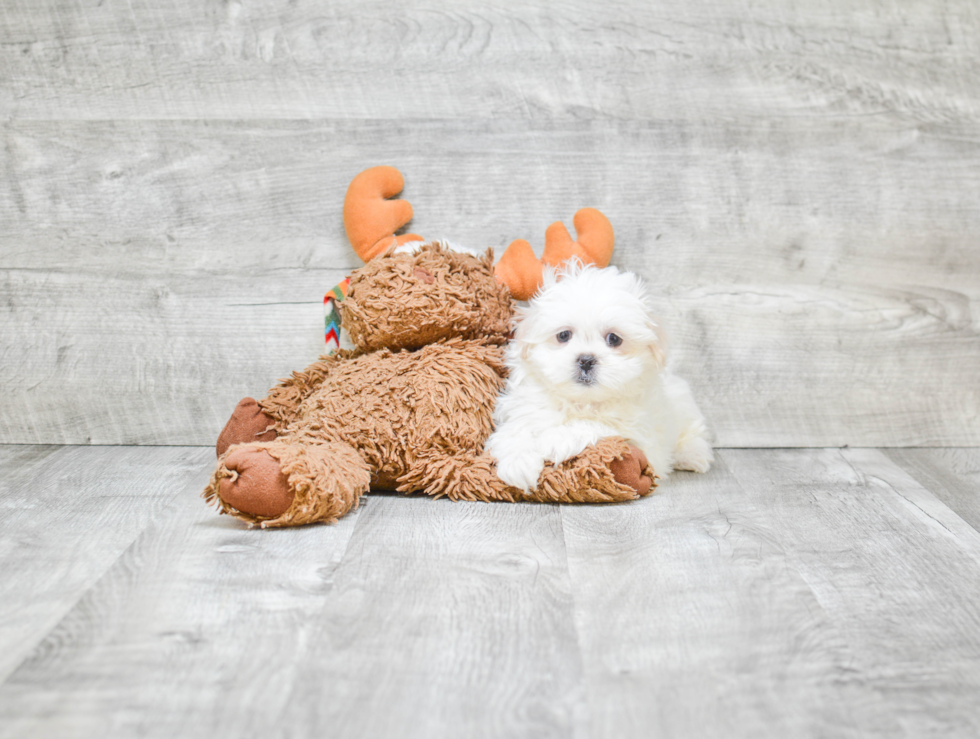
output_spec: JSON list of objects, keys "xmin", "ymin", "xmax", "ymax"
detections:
[
  {"xmin": 344, "ymin": 166, "xmax": 423, "ymax": 262},
  {"xmin": 495, "ymin": 208, "xmax": 615, "ymax": 300}
]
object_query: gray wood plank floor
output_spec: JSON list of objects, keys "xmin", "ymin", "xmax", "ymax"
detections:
[{"xmin": 1, "ymin": 445, "xmax": 978, "ymax": 738}]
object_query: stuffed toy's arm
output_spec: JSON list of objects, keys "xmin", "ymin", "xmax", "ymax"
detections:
[{"xmin": 397, "ymin": 436, "xmax": 655, "ymax": 504}]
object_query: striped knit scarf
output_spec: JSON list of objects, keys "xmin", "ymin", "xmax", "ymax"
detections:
[{"xmin": 323, "ymin": 278, "xmax": 350, "ymax": 352}]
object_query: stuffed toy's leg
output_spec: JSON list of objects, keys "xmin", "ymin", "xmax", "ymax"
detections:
[
  {"xmin": 203, "ymin": 440, "xmax": 370, "ymax": 528},
  {"xmin": 399, "ymin": 437, "xmax": 655, "ymax": 504},
  {"xmin": 215, "ymin": 350, "xmax": 360, "ymax": 457},
  {"xmin": 216, "ymin": 398, "xmax": 278, "ymax": 457}
]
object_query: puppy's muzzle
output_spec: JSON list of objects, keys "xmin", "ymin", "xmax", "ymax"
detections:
[{"xmin": 576, "ymin": 354, "xmax": 598, "ymax": 385}]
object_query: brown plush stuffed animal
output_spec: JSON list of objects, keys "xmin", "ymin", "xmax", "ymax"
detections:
[{"xmin": 203, "ymin": 167, "xmax": 655, "ymax": 527}]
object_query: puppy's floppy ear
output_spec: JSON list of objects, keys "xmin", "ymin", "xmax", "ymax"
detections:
[
  {"xmin": 511, "ymin": 304, "xmax": 534, "ymax": 362},
  {"xmin": 645, "ymin": 317, "xmax": 668, "ymax": 368}
]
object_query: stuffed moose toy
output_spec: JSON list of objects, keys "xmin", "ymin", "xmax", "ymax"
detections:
[{"xmin": 203, "ymin": 166, "xmax": 655, "ymax": 527}]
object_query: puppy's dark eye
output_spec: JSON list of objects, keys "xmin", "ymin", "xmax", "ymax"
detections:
[
  {"xmin": 606, "ymin": 332, "xmax": 623, "ymax": 347},
  {"xmin": 557, "ymin": 330, "xmax": 572, "ymax": 343}
]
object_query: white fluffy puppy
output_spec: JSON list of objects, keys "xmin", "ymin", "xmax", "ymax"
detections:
[{"xmin": 486, "ymin": 261, "xmax": 713, "ymax": 492}]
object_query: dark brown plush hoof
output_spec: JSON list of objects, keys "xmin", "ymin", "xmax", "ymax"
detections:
[
  {"xmin": 216, "ymin": 397, "xmax": 277, "ymax": 457},
  {"xmin": 218, "ymin": 447, "xmax": 294, "ymax": 519},
  {"xmin": 610, "ymin": 445, "xmax": 655, "ymax": 496}
]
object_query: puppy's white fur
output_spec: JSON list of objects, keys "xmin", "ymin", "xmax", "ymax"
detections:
[{"xmin": 486, "ymin": 262, "xmax": 713, "ymax": 492}]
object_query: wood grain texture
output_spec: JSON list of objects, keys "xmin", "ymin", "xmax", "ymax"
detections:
[
  {"xmin": 562, "ymin": 449, "xmax": 980, "ymax": 738},
  {"xmin": 3, "ymin": 446, "xmax": 980, "ymax": 736},
  {"xmin": 0, "ymin": 483, "xmax": 584, "ymax": 739},
  {"xmin": 2, "ymin": 0, "xmax": 980, "ymax": 445},
  {"xmin": 0, "ymin": 446, "xmax": 361, "ymax": 739},
  {"xmin": 2, "ymin": 1, "xmax": 979, "ymax": 122},
  {"xmin": 0, "ymin": 268, "xmax": 339, "ymax": 445},
  {"xmin": 881, "ymin": 447, "xmax": 980, "ymax": 534},
  {"xmin": 0, "ymin": 445, "xmax": 210, "ymax": 683},
  {"xmin": 2, "ymin": 119, "xmax": 979, "ymax": 445},
  {"xmin": 275, "ymin": 494, "xmax": 584, "ymax": 739}
]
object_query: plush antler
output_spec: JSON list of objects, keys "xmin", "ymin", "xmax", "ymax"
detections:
[
  {"xmin": 344, "ymin": 166, "xmax": 423, "ymax": 262},
  {"xmin": 495, "ymin": 208, "xmax": 615, "ymax": 300}
]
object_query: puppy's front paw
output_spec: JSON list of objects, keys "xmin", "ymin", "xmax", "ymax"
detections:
[
  {"xmin": 494, "ymin": 450, "xmax": 546, "ymax": 493},
  {"xmin": 674, "ymin": 435, "xmax": 713, "ymax": 473}
]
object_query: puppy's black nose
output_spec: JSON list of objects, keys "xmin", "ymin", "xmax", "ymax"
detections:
[{"xmin": 577, "ymin": 354, "xmax": 597, "ymax": 372}]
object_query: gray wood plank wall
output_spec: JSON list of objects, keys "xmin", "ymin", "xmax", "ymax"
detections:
[{"xmin": 2, "ymin": 1, "xmax": 979, "ymax": 446}]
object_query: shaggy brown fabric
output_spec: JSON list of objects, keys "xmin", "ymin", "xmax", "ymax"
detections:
[
  {"xmin": 342, "ymin": 243, "xmax": 513, "ymax": 353},
  {"xmin": 205, "ymin": 440, "xmax": 371, "ymax": 528},
  {"xmin": 204, "ymin": 242, "xmax": 659, "ymax": 527},
  {"xmin": 215, "ymin": 397, "xmax": 277, "ymax": 457},
  {"xmin": 532, "ymin": 437, "xmax": 657, "ymax": 503},
  {"xmin": 272, "ymin": 336, "xmax": 507, "ymax": 483},
  {"xmin": 259, "ymin": 348, "xmax": 362, "ymax": 429},
  {"xmin": 398, "ymin": 436, "xmax": 655, "ymax": 505}
]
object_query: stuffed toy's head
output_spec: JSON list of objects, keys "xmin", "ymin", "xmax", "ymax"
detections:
[
  {"xmin": 338, "ymin": 165, "xmax": 616, "ymax": 352},
  {"xmin": 342, "ymin": 243, "xmax": 513, "ymax": 352}
]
